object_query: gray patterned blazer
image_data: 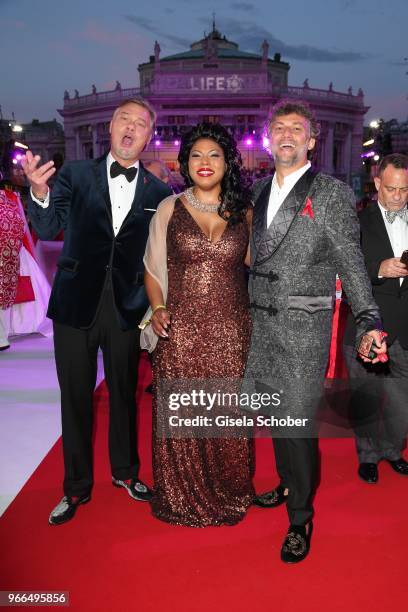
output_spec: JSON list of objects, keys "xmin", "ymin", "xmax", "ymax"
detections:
[{"xmin": 245, "ymin": 169, "xmax": 382, "ymax": 382}]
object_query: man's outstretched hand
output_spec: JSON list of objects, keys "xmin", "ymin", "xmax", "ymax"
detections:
[{"xmin": 22, "ymin": 151, "xmax": 55, "ymax": 199}]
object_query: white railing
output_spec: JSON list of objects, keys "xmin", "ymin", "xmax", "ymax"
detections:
[
  {"xmin": 285, "ymin": 86, "xmax": 364, "ymax": 106},
  {"xmin": 63, "ymin": 84, "xmax": 364, "ymax": 110},
  {"xmin": 64, "ymin": 88, "xmax": 141, "ymax": 108}
]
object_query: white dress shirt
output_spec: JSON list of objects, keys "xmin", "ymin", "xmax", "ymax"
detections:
[
  {"xmin": 31, "ymin": 152, "xmax": 139, "ymax": 237},
  {"xmin": 378, "ymin": 201, "xmax": 408, "ymax": 286},
  {"xmin": 267, "ymin": 161, "xmax": 311, "ymax": 227},
  {"xmin": 107, "ymin": 153, "xmax": 139, "ymax": 236}
]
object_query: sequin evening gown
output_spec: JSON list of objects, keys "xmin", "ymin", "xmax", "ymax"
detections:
[{"xmin": 151, "ymin": 199, "xmax": 255, "ymax": 527}]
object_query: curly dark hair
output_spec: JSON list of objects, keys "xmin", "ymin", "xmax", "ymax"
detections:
[
  {"xmin": 266, "ymin": 99, "xmax": 320, "ymax": 139},
  {"xmin": 177, "ymin": 122, "xmax": 251, "ymax": 225}
]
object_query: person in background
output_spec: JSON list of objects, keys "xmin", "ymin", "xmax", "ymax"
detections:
[
  {"xmin": 0, "ymin": 188, "xmax": 25, "ymax": 351},
  {"xmin": 343, "ymin": 154, "xmax": 408, "ymax": 483}
]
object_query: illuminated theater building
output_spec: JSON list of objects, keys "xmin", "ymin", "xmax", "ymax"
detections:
[{"xmin": 60, "ymin": 24, "xmax": 368, "ymax": 185}]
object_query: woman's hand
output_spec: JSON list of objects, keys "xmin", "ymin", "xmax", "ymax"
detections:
[{"xmin": 152, "ymin": 308, "xmax": 171, "ymax": 338}]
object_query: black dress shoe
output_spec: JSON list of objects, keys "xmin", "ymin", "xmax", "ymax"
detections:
[
  {"xmin": 253, "ymin": 485, "xmax": 288, "ymax": 508},
  {"xmin": 281, "ymin": 522, "xmax": 313, "ymax": 564},
  {"xmin": 388, "ymin": 458, "xmax": 408, "ymax": 476},
  {"xmin": 0, "ymin": 344, "xmax": 10, "ymax": 351},
  {"xmin": 112, "ymin": 477, "xmax": 153, "ymax": 501},
  {"xmin": 358, "ymin": 462, "xmax": 378, "ymax": 483},
  {"xmin": 48, "ymin": 495, "xmax": 91, "ymax": 525}
]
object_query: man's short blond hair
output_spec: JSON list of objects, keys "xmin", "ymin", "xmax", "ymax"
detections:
[{"xmin": 114, "ymin": 98, "xmax": 157, "ymax": 131}]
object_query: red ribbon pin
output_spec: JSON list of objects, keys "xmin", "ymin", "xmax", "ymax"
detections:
[{"xmin": 301, "ymin": 197, "xmax": 314, "ymax": 219}]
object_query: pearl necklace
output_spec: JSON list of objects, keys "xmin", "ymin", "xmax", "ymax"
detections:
[{"xmin": 184, "ymin": 187, "xmax": 220, "ymax": 213}]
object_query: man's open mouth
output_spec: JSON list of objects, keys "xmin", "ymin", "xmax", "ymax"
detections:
[{"xmin": 121, "ymin": 135, "xmax": 134, "ymax": 147}]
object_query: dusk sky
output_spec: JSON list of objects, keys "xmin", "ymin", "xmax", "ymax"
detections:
[{"xmin": 1, "ymin": 0, "xmax": 407, "ymax": 125}]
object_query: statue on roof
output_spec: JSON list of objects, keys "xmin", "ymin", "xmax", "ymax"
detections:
[
  {"xmin": 64, "ymin": 90, "xmax": 70, "ymax": 100},
  {"xmin": 261, "ymin": 39, "xmax": 269, "ymax": 62},
  {"xmin": 154, "ymin": 40, "xmax": 161, "ymax": 63},
  {"xmin": 91, "ymin": 84, "xmax": 97, "ymax": 94}
]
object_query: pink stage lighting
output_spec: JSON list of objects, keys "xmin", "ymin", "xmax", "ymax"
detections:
[
  {"xmin": 262, "ymin": 136, "xmax": 270, "ymax": 149},
  {"xmin": 155, "ymin": 140, "xmax": 161, "ymax": 146},
  {"xmin": 245, "ymin": 138, "xmax": 253, "ymax": 146},
  {"xmin": 174, "ymin": 140, "xmax": 180, "ymax": 146}
]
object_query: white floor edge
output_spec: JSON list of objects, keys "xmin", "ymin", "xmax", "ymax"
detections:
[{"xmin": 0, "ymin": 333, "xmax": 104, "ymax": 516}]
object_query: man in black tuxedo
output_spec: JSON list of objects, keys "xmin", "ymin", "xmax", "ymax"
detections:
[
  {"xmin": 23, "ymin": 98, "xmax": 172, "ymax": 524},
  {"xmin": 343, "ymin": 154, "xmax": 408, "ymax": 483}
]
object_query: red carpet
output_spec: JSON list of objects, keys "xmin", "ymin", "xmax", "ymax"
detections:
[{"xmin": 1, "ymin": 354, "xmax": 407, "ymax": 611}]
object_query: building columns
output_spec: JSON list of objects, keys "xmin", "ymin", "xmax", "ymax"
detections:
[
  {"xmin": 75, "ymin": 130, "xmax": 81, "ymax": 159},
  {"xmin": 325, "ymin": 123, "xmax": 334, "ymax": 174},
  {"xmin": 92, "ymin": 124, "xmax": 98, "ymax": 158},
  {"xmin": 344, "ymin": 128, "xmax": 352, "ymax": 183}
]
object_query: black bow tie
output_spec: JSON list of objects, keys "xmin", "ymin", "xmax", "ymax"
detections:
[{"xmin": 110, "ymin": 161, "xmax": 138, "ymax": 183}]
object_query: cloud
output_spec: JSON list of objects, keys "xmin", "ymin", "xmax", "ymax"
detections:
[
  {"xmin": 388, "ymin": 59, "xmax": 408, "ymax": 67},
  {"xmin": 230, "ymin": 2, "xmax": 254, "ymax": 10},
  {"xmin": 1, "ymin": 18, "xmax": 26, "ymax": 29},
  {"xmin": 200, "ymin": 17, "xmax": 366, "ymax": 63},
  {"xmin": 124, "ymin": 15, "xmax": 190, "ymax": 49},
  {"xmin": 338, "ymin": 0, "xmax": 357, "ymax": 9},
  {"xmin": 81, "ymin": 21, "xmax": 150, "ymax": 55}
]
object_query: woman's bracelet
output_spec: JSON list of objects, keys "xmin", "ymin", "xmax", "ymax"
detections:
[
  {"xmin": 152, "ymin": 304, "xmax": 167, "ymax": 316},
  {"xmin": 138, "ymin": 304, "xmax": 167, "ymax": 330}
]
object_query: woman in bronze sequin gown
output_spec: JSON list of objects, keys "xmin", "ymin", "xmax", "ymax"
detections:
[{"xmin": 142, "ymin": 123, "xmax": 254, "ymax": 526}]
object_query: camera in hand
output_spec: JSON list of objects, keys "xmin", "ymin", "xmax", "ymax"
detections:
[
  {"xmin": 400, "ymin": 249, "xmax": 408, "ymax": 267},
  {"xmin": 358, "ymin": 334, "xmax": 377, "ymax": 360}
]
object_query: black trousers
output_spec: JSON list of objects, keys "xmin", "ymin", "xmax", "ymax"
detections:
[
  {"xmin": 273, "ymin": 437, "xmax": 318, "ymax": 526},
  {"xmin": 53, "ymin": 287, "xmax": 141, "ymax": 497}
]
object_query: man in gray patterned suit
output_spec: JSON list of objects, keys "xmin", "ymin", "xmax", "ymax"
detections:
[{"xmin": 246, "ymin": 99, "xmax": 387, "ymax": 563}]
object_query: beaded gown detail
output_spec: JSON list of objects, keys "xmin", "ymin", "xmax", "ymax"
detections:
[{"xmin": 151, "ymin": 199, "xmax": 255, "ymax": 526}]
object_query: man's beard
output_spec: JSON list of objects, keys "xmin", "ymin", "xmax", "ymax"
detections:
[
  {"xmin": 273, "ymin": 144, "xmax": 309, "ymax": 168},
  {"xmin": 116, "ymin": 147, "xmax": 136, "ymax": 160}
]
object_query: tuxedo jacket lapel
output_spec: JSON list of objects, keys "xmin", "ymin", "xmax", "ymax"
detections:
[
  {"xmin": 252, "ymin": 179, "xmax": 271, "ymax": 260},
  {"xmin": 255, "ymin": 168, "xmax": 316, "ymax": 265},
  {"xmin": 117, "ymin": 163, "xmax": 151, "ymax": 234},
  {"xmin": 92, "ymin": 154, "xmax": 113, "ymax": 224},
  {"xmin": 130, "ymin": 163, "xmax": 149, "ymax": 212},
  {"xmin": 369, "ymin": 203, "xmax": 394, "ymax": 257}
]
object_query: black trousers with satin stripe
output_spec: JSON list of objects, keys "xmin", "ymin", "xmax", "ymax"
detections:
[
  {"xmin": 53, "ymin": 287, "xmax": 141, "ymax": 497},
  {"xmin": 273, "ymin": 437, "xmax": 318, "ymax": 526}
]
